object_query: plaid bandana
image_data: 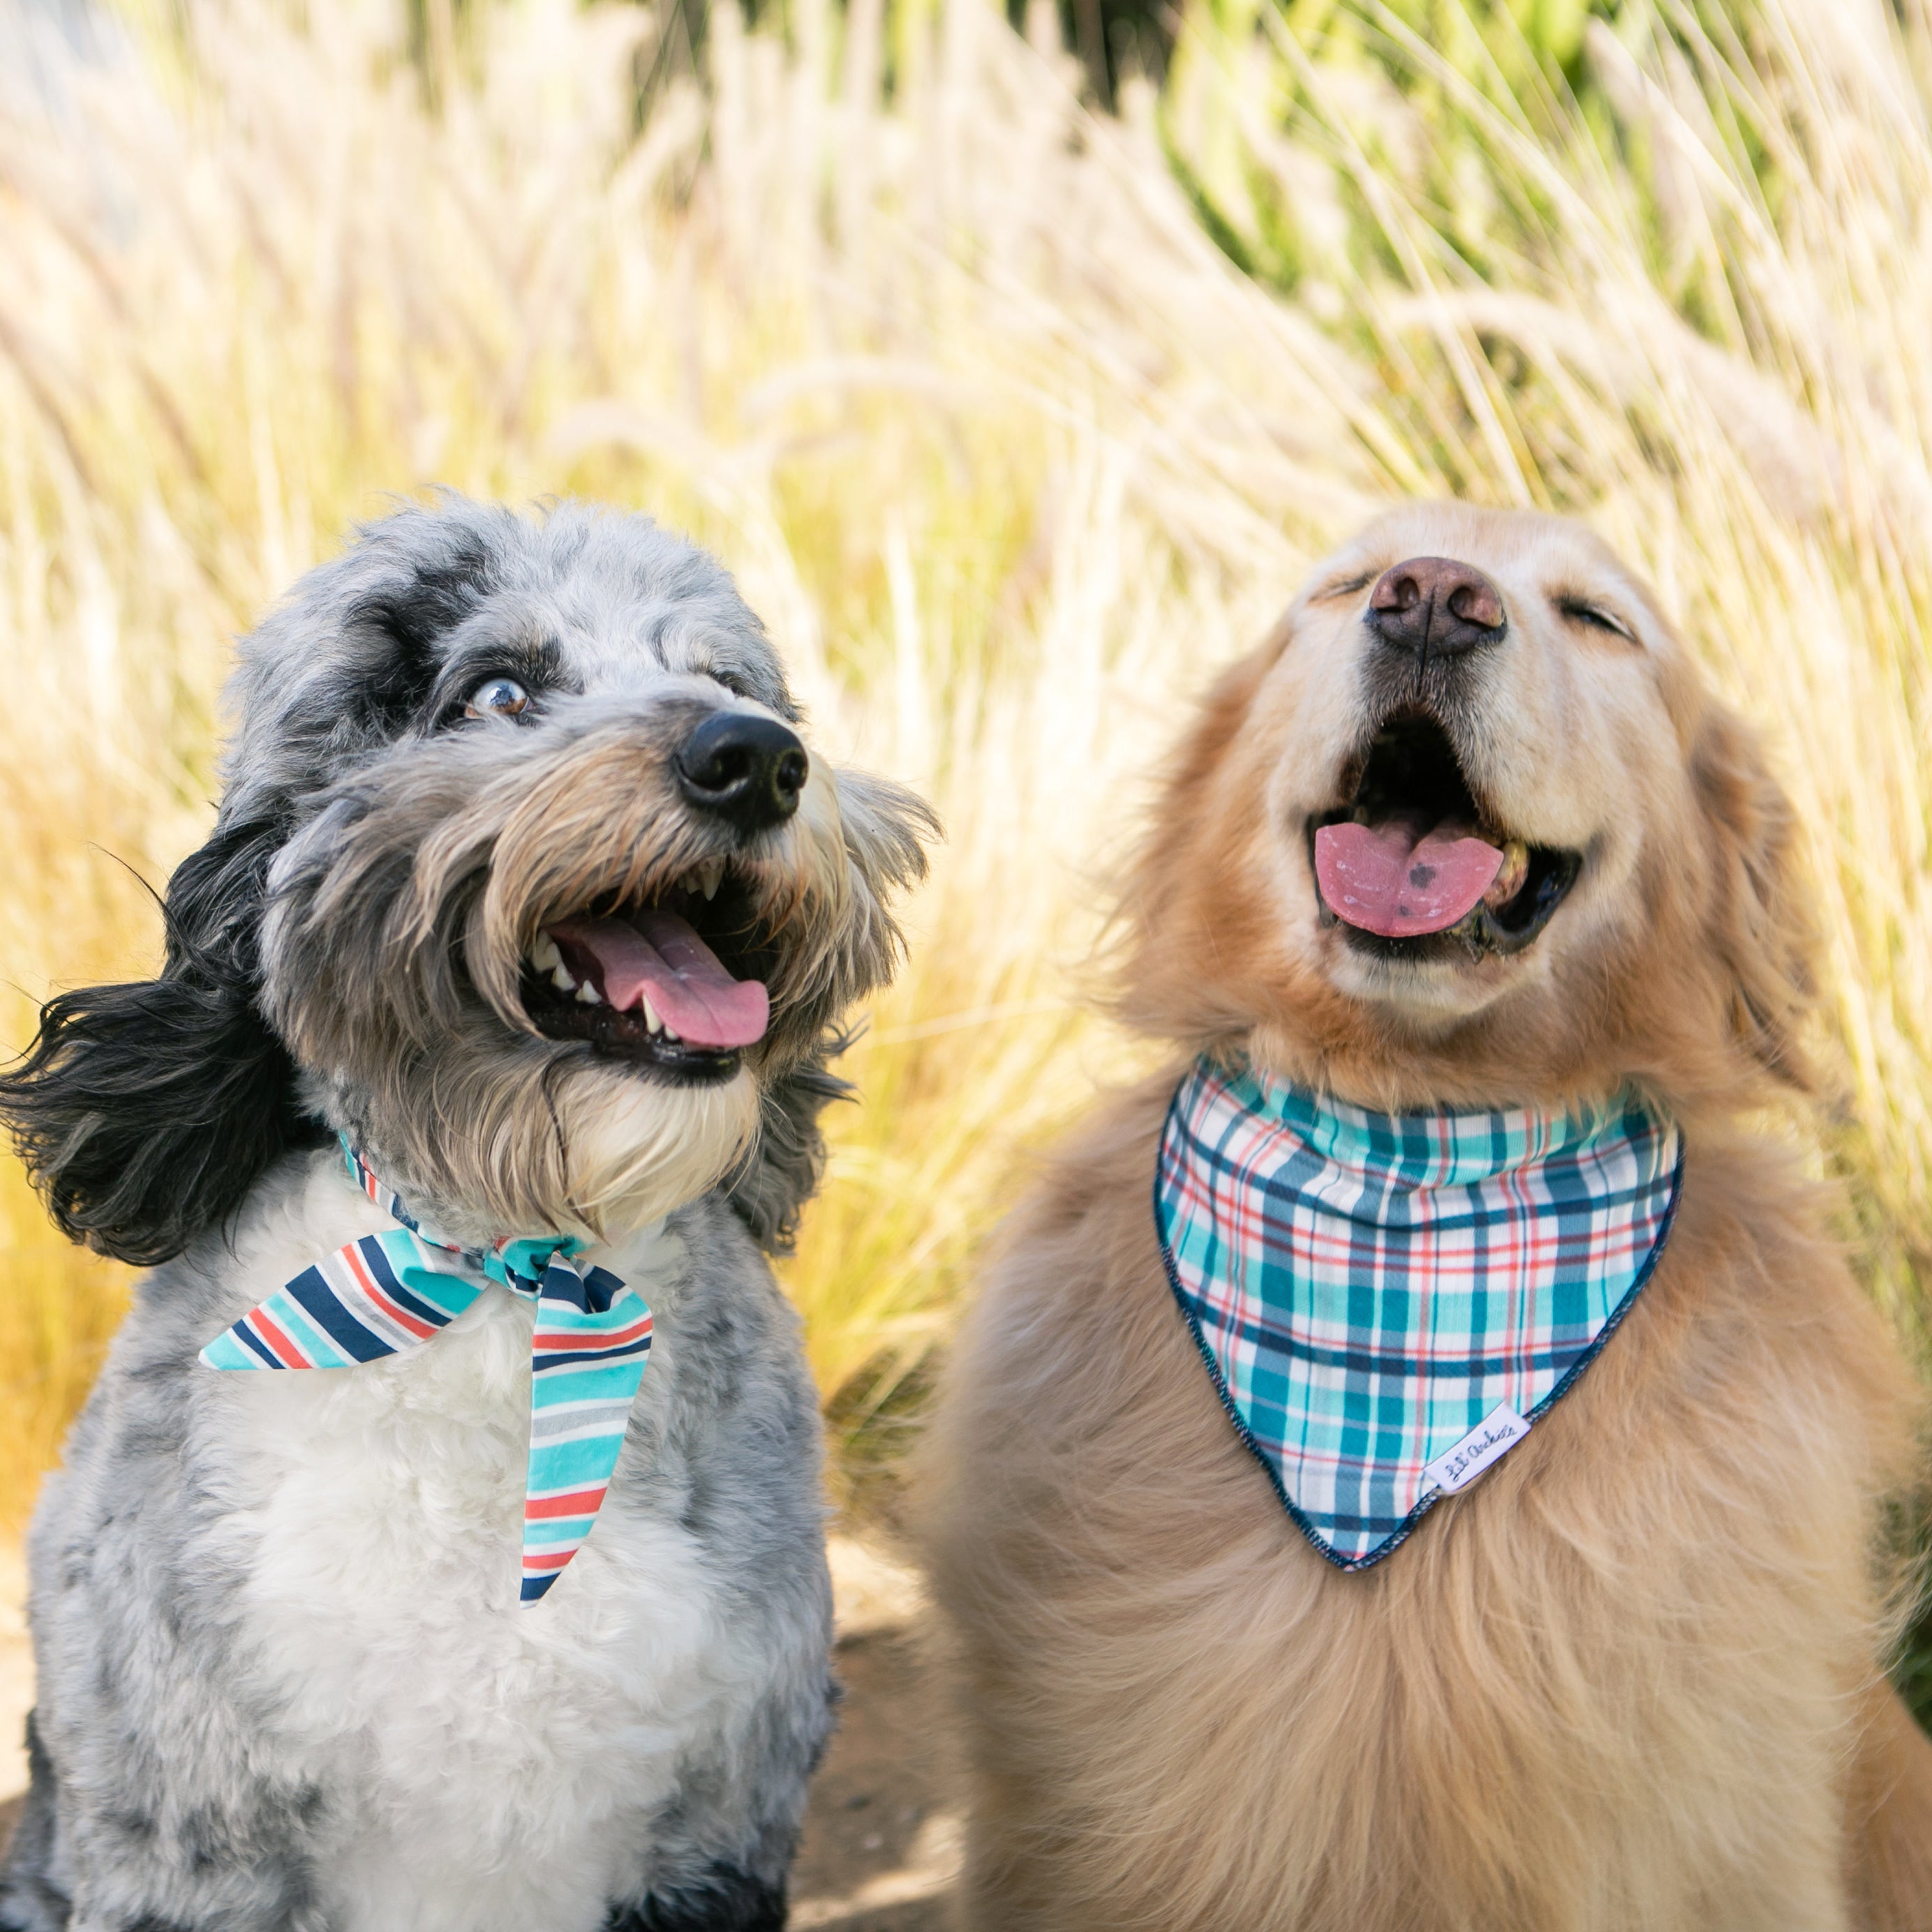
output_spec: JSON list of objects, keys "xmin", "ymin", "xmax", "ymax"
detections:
[
  {"xmin": 200, "ymin": 1140, "xmax": 654, "ymax": 1605},
  {"xmin": 1154, "ymin": 1059, "xmax": 1682, "ymax": 1570}
]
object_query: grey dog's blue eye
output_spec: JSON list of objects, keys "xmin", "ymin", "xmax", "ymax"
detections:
[{"xmin": 463, "ymin": 677, "xmax": 530, "ymax": 720}]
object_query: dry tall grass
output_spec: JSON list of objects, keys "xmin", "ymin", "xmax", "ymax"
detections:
[{"xmin": 0, "ymin": 0, "xmax": 1928, "ymax": 1527}]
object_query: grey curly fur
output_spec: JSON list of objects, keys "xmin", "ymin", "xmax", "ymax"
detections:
[{"xmin": 0, "ymin": 498, "xmax": 935, "ymax": 1932}]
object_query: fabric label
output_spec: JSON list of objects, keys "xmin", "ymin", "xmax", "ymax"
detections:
[{"xmin": 1423, "ymin": 1405, "xmax": 1530, "ymax": 1495}]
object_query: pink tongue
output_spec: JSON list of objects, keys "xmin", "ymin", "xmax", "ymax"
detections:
[
  {"xmin": 1314, "ymin": 820, "xmax": 1505, "ymax": 939},
  {"xmin": 549, "ymin": 913, "xmax": 770, "ymax": 1050}
]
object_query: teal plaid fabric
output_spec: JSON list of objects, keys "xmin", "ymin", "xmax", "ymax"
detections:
[{"xmin": 1154, "ymin": 1059, "xmax": 1683, "ymax": 1570}]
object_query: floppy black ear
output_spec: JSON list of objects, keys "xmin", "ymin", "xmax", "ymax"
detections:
[
  {"xmin": 0, "ymin": 817, "xmax": 322, "ymax": 1268},
  {"xmin": 724, "ymin": 1050, "xmax": 853, "ymax": 1255}
]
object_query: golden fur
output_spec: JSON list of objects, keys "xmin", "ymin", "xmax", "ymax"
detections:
[{"xmin": 923, "ymin": 504, "xmax": 1932, "ymax": 1931}]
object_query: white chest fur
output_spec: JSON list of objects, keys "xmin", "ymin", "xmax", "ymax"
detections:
[{"xmin": 201, "ymin": 1164, "xmax": 766, "ymax": 1932}]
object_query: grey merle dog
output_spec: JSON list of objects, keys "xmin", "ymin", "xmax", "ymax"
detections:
[{"xmin": 0, "ymin": 498, "xmax": 932, "ymax": 1932}]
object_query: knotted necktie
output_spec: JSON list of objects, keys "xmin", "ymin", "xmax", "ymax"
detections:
[
  {"xmin": 200, "ymin": 1140, "xmax": 654, "ymax": 1604},
  {"xmin": 1155, "ymin": 1057, "xmax": 1683, "ymax": 1570}
]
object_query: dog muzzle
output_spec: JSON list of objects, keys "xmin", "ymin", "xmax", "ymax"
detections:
[
  {"xmin": 1154, "ymin": 1058, "xmax": 1684, "ymax": 1570},
  {"xmin": 200, "ymin": 1140, "xmax": 655, "ymax": 1605}
]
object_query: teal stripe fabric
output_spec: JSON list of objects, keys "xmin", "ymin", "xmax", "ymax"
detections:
[{"xmin": 199, "ymin": 1141, "xmax": 654, "ymax": 1605}]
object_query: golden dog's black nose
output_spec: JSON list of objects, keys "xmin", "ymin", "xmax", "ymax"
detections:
[
  {"xmin": 1367, "ymin": 556, "xmax": 1506, "ymax": 660},
  {"xmin": 676, "ymin": 712, "xmax": 809, "ymax": 833}
]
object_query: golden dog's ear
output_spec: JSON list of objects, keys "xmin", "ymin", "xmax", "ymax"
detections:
[
  {"xmin": 1156, "ymin": 641, "xmax": 1281, "ymax": 818},
  {"xmin": 1690, "ymin": 704, "xmax": 1818, "ymax": 1091},
  {"xmin": 1113, "ymin": 637, "xmax": 1284, "ymax": 1035}
]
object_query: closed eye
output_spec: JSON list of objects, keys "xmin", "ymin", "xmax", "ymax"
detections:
[
  {"xmin": 1311, "ymin": 571, "xmax": 1373, "ymax": 603},
  {"xmin": 1556, "ymin": 596, "xmax": 1637, "ymax": 644}
]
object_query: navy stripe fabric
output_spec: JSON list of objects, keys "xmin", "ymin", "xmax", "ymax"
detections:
[
  {"xmin": 355, "ymin": 1238, "xmax": 461, "ymax": 1329},
  {"xmin": 235, "ymin": 1325, "xmax": 284, "ymax": 1369},
  {"xmin": 283, "ymin": 1267, "xmax": 392, "ymax": 1362},
  {"xmin": 199, "ymin": 1140, "xmax": 656, "ymax": 1609}
]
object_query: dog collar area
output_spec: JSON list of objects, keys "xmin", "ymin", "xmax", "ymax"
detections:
[
  {"xmin": 197, "ymin": 1140, "xmax": 655, "ymax": 1606},
  {"xmin": 1153, "ymin": 1057, "xmax": 1684, "ymax": 1570}
]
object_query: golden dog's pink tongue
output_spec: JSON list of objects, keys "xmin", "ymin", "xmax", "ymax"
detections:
[
  {"xmin": 549, "ymin": 913, "xmax": 769, "ymax": 1048},
  {"xmin": 1314, "ymin": 820, "xmax": 1505, "ymax": 939}
]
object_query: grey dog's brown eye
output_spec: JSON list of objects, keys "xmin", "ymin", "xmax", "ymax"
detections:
[{"xmin": 464, "ymin": 677, "xmax": 529, "ymax": 719}]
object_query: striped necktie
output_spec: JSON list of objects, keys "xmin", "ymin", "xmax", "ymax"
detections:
[{"xmin": 200, "ymin": 1139, "xmax": 655, "ymax": 1605}]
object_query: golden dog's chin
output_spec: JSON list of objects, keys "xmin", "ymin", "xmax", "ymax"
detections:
[{"xmin": 1317, "ymin": 923, "xmax": 1543, "ymax": 1024}]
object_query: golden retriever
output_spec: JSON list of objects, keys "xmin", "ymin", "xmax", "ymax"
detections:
[{"xmin": 922, "ymin": 503, "xmax": 1932, "ymax": 1932}]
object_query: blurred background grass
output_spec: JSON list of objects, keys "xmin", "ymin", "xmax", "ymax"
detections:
[{"xmin": 2, "ymin": 0, "xmax": 1931, "ymax": 1660}]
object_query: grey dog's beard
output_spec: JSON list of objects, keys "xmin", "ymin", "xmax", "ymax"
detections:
[{"xmin": 306, "ymin": 1050, "xmax": 764, "ymax": 1250}]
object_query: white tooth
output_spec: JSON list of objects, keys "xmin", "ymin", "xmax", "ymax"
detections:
[
  {"xmin": 576, "ymin": 980, "xmax": 602, "ymax": 1005},
  {"xmin": 662, "ymin": 1025, "xmax": 681, "ymax": 1043},
  {"xmin": 699, "ymin": 859, "xmax": 724, "ymax": 901},
  {"xmin": 550, "ymin": 961, "xmax": 576, "ymax": 992},
  {"xmin": 642, "ymin": 997, "xmax": 662, "ymax": 1035},
  {"xmin": 531, "ymin": 933, "xmax": 562, "ymax": 973}
]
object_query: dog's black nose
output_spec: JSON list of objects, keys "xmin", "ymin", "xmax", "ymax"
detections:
[
  {"xmin": 676, "ymin": 713, "xmax": 809, "ymax": 833},
  {"xmin": 1366, "ymin": 556, "xmax": 1506, "ymax": 661}
]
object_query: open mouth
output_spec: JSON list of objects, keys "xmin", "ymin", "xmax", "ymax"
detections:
[
  {"xmin": 1309, "ymin": 711, "xmax": 1581, "ymax": 960},
  {"xmin": 520, "ymin": 859, "xmax": 777, "ymax": 1081}
]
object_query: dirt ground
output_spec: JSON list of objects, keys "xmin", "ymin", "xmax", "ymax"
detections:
[
  {"xmin": 788, "ymin": 1624, "xmax": 956, "ymax": 1931},
  {"xmin": 0, "ymin": 1538, "xmax": 957, "ymax": 1930}
]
